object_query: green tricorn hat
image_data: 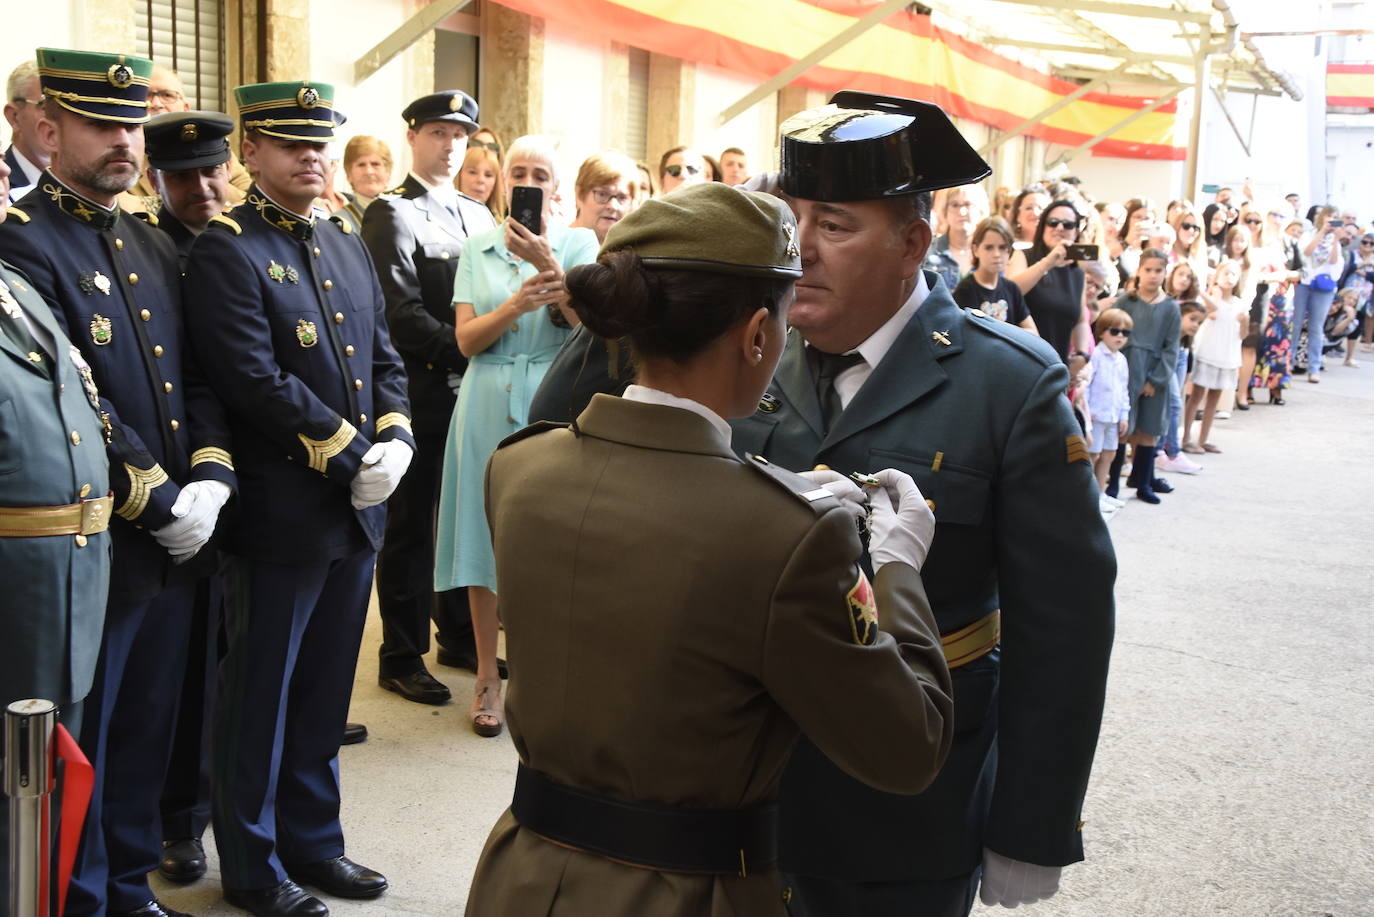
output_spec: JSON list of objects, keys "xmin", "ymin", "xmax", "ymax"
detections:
[
  {"xmin": 234, "ymin": 81, "xmax": 344, "ymax": 142},
  {"xmin": 601, "ymin": 182, "xmax": 802, "ymax": 279},
  {"xmin": 37, "ymin": 48, "xmax": 153, "ymax": 124}
]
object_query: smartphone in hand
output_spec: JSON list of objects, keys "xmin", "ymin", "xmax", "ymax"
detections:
[
  {"xmin": 1066, "ymin": 243, "xmax": 1099, "ymax": 262},
  {"xmin": 510, "ymin": 185, "xmax": 543, "ymax": 236}
]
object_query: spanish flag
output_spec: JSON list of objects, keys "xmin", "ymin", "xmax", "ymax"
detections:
[
  {"xmin": 1328, "ymin": 63, "xmax": 1374, "ymax": 110},
  {"xmin": 496, "ymin": 0, "xmax": 1186, "ymax": 160}
]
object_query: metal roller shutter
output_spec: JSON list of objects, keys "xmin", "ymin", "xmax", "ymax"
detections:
[
  {"xmin": 626, "ymin": 46, "xmax": 649, "ymax": 162},
  {"xmin": 136, "ymin": 0, "xmax": 225, "ymax": 111}
]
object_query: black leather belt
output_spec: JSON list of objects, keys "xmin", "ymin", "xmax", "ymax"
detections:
[{"xmin": 511, "ymin": 763, "xmax": 778, "ymax": 876}]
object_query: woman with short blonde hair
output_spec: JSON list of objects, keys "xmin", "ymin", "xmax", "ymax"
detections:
[
  {"xmin": 457, "ymin": 144, "xmax": 506, "ymax": 221},
  {"xmin": 569, "ymin": 151, "xmax": 640, "ymax": 243}
]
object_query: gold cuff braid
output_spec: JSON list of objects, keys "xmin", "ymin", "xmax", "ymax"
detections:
[
  {"xmin": 373, "ymin": 412, "xmax": 413, "ymax": 436},
  {"xmin": 190, "ymin": 447, "xmax": 235, "ymax": 471},
  {"xmin": 115, "ymin": 462, "xmax": 170, "ymax": 521},
  {"xmin": 298, "ymin": 419, "xmax": 357, "ymax": 475}
]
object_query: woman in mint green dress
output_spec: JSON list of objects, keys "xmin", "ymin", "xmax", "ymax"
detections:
[{"xmin": 435, "ymin": 136, "xmax": 598, "ymax": 736}]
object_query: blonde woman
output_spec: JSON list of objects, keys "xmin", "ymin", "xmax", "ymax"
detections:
[
  {"xmin": 568, "ymin": 151, "xmax": 640, "ymax": 243},
  {"xmin": 457, "ymin": 144, "xmax": 506, "ymax": 221}
]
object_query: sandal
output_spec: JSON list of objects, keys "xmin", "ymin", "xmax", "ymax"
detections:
[
  {"xmin": 1181, "ymin": 442, "xmax": 1205, "ymax": 455},
  {"xmin": 1201, "ymin": 442, "xmax": 1222, "ymax": 454},
  {"xmin": 471, "ymin": 679, "xmax": 504, "ymax": 738}
]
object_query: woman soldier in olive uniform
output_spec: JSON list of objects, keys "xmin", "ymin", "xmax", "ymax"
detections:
[{"xmin": 465, "ymin": 182, "xmax": 954, "ymax": 916}]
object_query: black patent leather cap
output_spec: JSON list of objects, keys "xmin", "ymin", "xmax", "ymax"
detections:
[{"xmin": 779, "ymin": 90, "xmax": 991, "ymax": 201}]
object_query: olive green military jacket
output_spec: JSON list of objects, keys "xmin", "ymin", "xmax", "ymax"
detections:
[
  {"xmin": 731, "ymin": 274, "xmax": 1116, "ymax": 880},
  {"xmin": 0, "ymin": 260, "xmax": 111, "ymax": 708},
  {"xmin": 466, "ymin": 394, "xmax": 953, "ymax": 917}
]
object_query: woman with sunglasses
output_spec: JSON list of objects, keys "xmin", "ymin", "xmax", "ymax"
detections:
[
  {"xmin": 1007, "ymin": 199, "xmax": 1090, "ymax": 363},
  {"xmin": 658, "ymin": 146, "xmax": 707, "ymax": 194},
  {"xmin": 1167, "ymin": 206, "xmax": 1208, "ymax": 280}
]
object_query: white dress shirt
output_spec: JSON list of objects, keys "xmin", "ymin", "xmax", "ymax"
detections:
[
  {"xmin": 622, "ymin": 384, "xmax": 732, "ymax": 448},
  {"xmin": 7, "ymin": 147, "xmax": 43, "ymax": 201}
]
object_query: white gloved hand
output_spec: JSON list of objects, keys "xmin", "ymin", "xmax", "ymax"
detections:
[
  {"xmin": 866, "ymin": 468, "xmax": 935, "ymax": 572},
  {"xmin": 446, "ymin": 372, "xmax": 462, "ymax": 394},
  {"xmin": 350, "ymin": 440, "xmax": 414, "ymax": 509},
  {"xmin": 150, "ymin": 480, "xmax": 232, "ymax": 563},
  {"xmin": 979, "ymin": 848, "xmax": 1062, "ymax": 908},
  {"xmin": 796, "ymin": 469, "xmax": 868, "ymax": 525}
]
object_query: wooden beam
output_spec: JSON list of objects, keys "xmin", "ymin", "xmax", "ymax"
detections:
[
  {"xmin": 355, "ymin": 0, "xmax": 474, "ymax": 84},
  {"xmin": 982, "ymin": 37, "xmax": 1196, "ymax": 67},
  {"xmin": 993, "ymin": 0, "xmax": 1211, "ymax": 24},
  {"xmin": 1046, "ymin": 85, "xmax": 1186, "ymax": 168},
  {"xmin": 979, "ymin": 62, "xmax": 1129, "ymax": 155},
  {"xmin": 717, "ymin": 0, "xmax": 909, "ymax": 126}
]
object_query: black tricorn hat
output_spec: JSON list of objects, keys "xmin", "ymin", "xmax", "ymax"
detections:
[{"xmin": 780, "ymin": 90, "xmax": 991, "ymax": 202}]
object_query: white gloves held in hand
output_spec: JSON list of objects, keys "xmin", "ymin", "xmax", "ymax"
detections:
[
  {"xmin": 350, "ymin": 440, "xmax": 413, "ymax": 509},
  {"xmin": 866, "ymin": 467, "xmax": 935, "ymax": 572},
  {"xmin": 151, "ymin": 479, "xmax": 232, "ymax": 563},
  {"xmin": 979, "ymin": 848, "xmax": 1062, "ymax": 908},
  {"xmin": 797, "ymin": 467, "xmax": 934, "ymax": 572}
]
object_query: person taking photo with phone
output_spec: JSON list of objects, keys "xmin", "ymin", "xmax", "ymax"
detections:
[
  {"xmin": 1007, "ymin": 199, "xmax": 1092, "ymax": 363},
  {"xmin": 433, "ymin": 135, "xmax": 598, "ymax": 738}
]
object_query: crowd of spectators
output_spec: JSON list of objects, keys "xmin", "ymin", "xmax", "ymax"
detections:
[{"xmin": 936, "ymin": 179, "xmax": 1372, "ymax": 518}]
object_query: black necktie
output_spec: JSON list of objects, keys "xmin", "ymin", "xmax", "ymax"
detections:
[{"xmin": 810, "ymin": 348, "xmax": 864, "ymax": 433}]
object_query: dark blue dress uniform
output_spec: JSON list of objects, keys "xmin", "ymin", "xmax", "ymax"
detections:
[
  {"xmin": 0, "ymin": 175, "xmax": 236, "ymax": 915},
  {"xmin": 184, "ymin": 179, "xmax": 413, "ymax": 890},
  {"xmin": 361, "ymin": 100, "xmax": 495, "ymax": 686},
  {"xmin": 0, "ymin": 258, "xmax": 112, "ymax": 907},
  {"xmin": 728, "ymin": 93, "xmax": 1115, "ymax": 917}
]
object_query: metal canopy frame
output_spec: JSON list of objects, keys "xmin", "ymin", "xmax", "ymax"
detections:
[
  {"xmin": 354, "ymin": 0, "xmax": 474, "ymax": 84},
  {"xmin": 715, "ymin": 0, "xmax": 1302, "ymax": 195}
]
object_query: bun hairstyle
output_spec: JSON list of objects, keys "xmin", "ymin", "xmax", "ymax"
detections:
[{"xmin": 567, "ymin": 251, "xmax": 793, "ymax": 364}]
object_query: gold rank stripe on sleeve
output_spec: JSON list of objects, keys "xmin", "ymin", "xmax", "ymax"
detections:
[
  {"xmin": 373, "ymin": 412, "xmax": 412, "ymax": 436},
  {"xmin": 190, "ymin": 447, "xmax": 235, "ymax": 471},
  {"xmin": 298, "ymin": 419, "xmax": 357, "ymax": 474},
  {"xmin": 115, "ymin": 461, "xmax": 170, "ymax": 521},
  {"xmin": 1066, "ymin": 435, "xmax": 1091, "ymax": 465}
]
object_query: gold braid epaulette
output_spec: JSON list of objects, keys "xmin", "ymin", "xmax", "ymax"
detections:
[
  {"xmin": 115, "ymin": 462, "xmax": 169, "ymax": 521},
  {"xmin": 373, "ymin": 413, "xmax": 412, "ymax": 436},
  {"xmin": 191, "ymin": 447, "xmax": 235, "ymax": 471},
  {"xmin": 298, "ymin": 419, "xmax": 357, "ymax": 474}
]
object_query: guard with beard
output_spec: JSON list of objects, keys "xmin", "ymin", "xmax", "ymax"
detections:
[{"xmin": 0, "ymin": 47, "xmax": 235, "ymax": 917}]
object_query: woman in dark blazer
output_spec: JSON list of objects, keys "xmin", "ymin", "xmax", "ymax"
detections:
[{"xmin": 465, "ymin": 182, "xmax": 953, "ymax": 916}]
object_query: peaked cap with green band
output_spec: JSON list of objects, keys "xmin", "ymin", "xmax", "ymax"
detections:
[
  {"xmin": 37, "ymin": 48, "xmax": 153, "ymax": 124},
  {"xmin": 234, "ymin": 81, "xmax": 345, "ymax": 142},
  {"xmin": 600, "ymin": 182, "xmax": 802, "ymax": 279}
]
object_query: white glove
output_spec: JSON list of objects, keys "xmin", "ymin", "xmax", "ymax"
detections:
[
  {"xmin": 151, "ymin": 480, "xmax": 232, "ymax": 563},
  {"xmin": 446, "ymin": 372, "xmax": 462, "ymax": 394},
  {"xmin": 866, "ymin": 468, "xmax": 935, "ymax": 572},
  {"xmin": 979, "ymin": 848, "xmax": 1062, "ymax": 908},
  {"xmin": 797, "ymin": 469, "xmax": 868, "ymax": 525},
  {"xmin": 350, "ymin": 440, "xmax": 413, "ymax": 509}
]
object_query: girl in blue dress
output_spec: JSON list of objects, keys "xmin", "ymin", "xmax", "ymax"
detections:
[{"xmin": 434, "ymin": 136, "xmax": 598, "ymax": 736}]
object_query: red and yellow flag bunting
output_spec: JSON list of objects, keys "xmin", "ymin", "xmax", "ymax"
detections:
[
  {"xmin": 1328, "ymin": 63, "xmax": 1374, "ymax": 109},
  {"xmin": 495, "ymin": 0, "xmax": 1186, "ymax": 160}
]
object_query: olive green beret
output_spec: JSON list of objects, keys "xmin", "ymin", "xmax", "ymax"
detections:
[{"xmin": 601, "ymin": 182, "xmax": 801, "ymax": 279}]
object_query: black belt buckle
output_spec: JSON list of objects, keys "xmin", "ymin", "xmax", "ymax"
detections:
[{"xmin": 511, "ymin": 763, "xmax": 778, "ymax": 876}]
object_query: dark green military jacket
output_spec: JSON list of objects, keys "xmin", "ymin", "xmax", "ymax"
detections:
[
  {"xmin": 730, "ymin": 273, "xmax": 1116, "ymax": 880},
  {"xmin": 0, "ymin": 259, "xmax": 111, "ymax": 707}
]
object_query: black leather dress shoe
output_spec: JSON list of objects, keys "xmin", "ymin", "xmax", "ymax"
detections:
[
  {"xmin": 224, "ymin": 880, "xmax": 328, "ymax": 917},
  {"xmin": 378, "ymin": 669, "xmax": 451, "ymax": 705},
  {"xmin": 159, "ymin": 837, "xmax": 207, "ymax": 882},
  {"xmin": 112, "ymin": 900, "xmax": 192, "ymax": 917},
  {"xmin": 435, "ymin": 648, "xmax": 508, "ymax": 679},
  {"xmin": 341, "ymin": 722, "xmax": 367, "ymax": 745},
  {"xmin": 285, "ymin": 856, "xmax": 388, "ymax": 900}
]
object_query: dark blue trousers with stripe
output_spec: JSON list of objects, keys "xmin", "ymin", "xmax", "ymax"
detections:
[{"xmin": 211, "ymin": 548, "xmax": 374, "ymax": 891}]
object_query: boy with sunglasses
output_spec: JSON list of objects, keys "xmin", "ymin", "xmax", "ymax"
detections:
[{"xmin": 1087, "ymin": 308, "xmax": 1134, "ymax": 517}]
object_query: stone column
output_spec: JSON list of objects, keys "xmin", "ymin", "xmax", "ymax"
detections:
[
  {"xmin": 603, "ymin": 42, "xmax": 630, "ymax": 152},
  {"xmin": 480, "ymin": 4, "xmax": 544, "ymax": 144},
  {"xmin": 647, "ymin": 53, "xmax": 695, "ymax": 169},
  {"xmin": 78, "ymin": 0, "xmax": 138, "ymax": 59}
]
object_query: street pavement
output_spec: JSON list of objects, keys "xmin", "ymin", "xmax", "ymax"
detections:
[{"xmin": 156, "ymin": 357, "xmax": 1374, "ymax": 916}]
